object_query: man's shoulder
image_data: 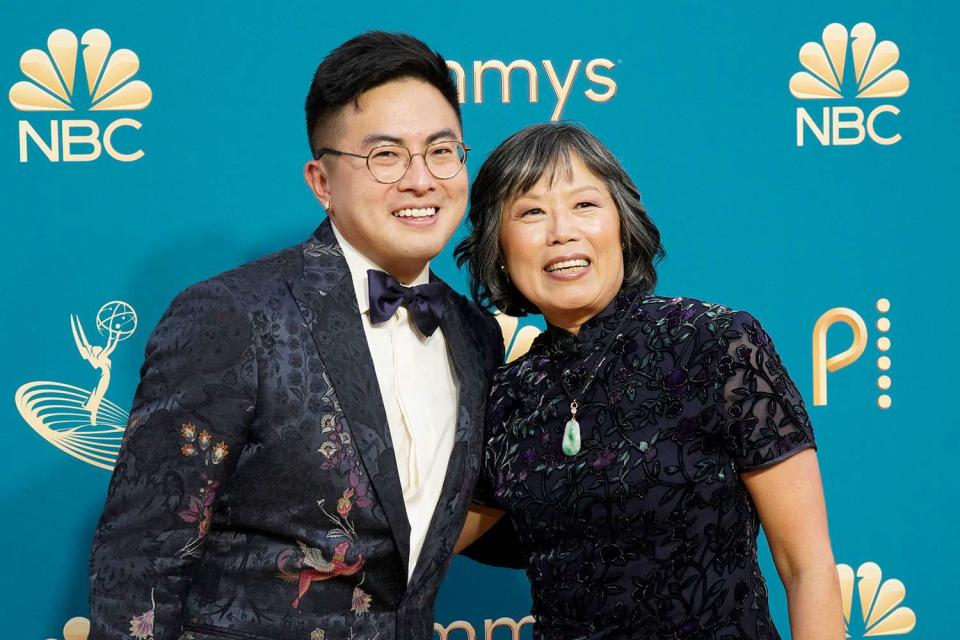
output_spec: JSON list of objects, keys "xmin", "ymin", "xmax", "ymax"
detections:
[{"xmin": 172, "ymin": 239, "xmax": 305, "ymax": 308}]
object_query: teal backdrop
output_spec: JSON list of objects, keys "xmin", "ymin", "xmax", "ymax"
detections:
[{"xmin": 2, "ymin": 1, "xmax": 956, "ymax": 638}]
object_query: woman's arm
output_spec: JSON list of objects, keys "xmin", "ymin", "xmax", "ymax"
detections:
[
  {"xmin": 455, "ymin": 504, "xmax": 505, "ymax": 553},
  {"xmin": 741, "ymin": 448, "xmax": 844, "ymax": 640}
]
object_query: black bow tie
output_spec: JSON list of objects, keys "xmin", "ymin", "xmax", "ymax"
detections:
[{"xmin": 367, "ymin": 269, "xmax": 446, "ymax": 337}]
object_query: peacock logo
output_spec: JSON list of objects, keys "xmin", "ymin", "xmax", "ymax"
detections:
[
  {"xmin": 837, "ymin": 562, "xmax": 916, "ymax": 637},
  {"xmin": 9, "ymin": 28, "xmax": 152, "ymax": 111},
  {"xmin": 10, "ymin": 28, "xmax": 151, "ymax": 162},
  {"xmin": 789, "ymin": 23, "xmax": 908, "ymax": 100},
  {"xmin": 790, "ymin": 23, "xmax": 909, "ymax": 146}
]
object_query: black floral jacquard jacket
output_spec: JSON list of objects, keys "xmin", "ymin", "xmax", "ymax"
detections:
[{"xmin": 89, "ymin": 219, "xmax": 505, "ymax": 640}]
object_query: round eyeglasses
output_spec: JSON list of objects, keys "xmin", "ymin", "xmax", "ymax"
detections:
[{"xmin": 313, "ymin": 140, "xmax": 470, "ymax": 184}]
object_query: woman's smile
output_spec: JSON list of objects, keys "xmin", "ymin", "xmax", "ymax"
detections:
[{"xmin": 499, "ymin": 153, "xmax": 624, "ymax": 333}]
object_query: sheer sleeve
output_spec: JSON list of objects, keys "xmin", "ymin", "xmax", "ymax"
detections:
[
  {"xmin": 462, "ymin": 326, "xmax": 526, "ymax": 569},
  {"xmin": 472, "ymin": 366, "xmax": 509, "ymax": 508},
  {"xmin": 471, "ymin": 465, "xmax": 497, "ymax": 507},
  {"xmin": 716, "ymin": 310, "xmax": 816, "ymax": 471}
]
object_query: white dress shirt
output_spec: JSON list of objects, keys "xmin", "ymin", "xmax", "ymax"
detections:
[{"xmin": 331, "ymin": 222, "xmax": 459, "ymax": 582}]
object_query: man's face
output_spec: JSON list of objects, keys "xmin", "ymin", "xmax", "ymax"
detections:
[{"xmin": 305, "ymin": 78, "xmax": 468, "ymax": 281}]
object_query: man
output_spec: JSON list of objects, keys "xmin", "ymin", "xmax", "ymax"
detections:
[{"xmin": 89, "ymin": 32, "xmax": 507, "ymax": 640}]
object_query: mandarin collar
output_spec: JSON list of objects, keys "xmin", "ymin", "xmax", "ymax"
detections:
[{"xmin": 534, "ymin": 285, "xmax": 648, "ymax": 358}]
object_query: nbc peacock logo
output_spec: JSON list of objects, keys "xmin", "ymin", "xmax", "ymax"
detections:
[
  {"xmin": 790, "ymin": 23, "xmax": 909, "ymax": 146},
  {"xmin": 10, "ymin": 28, "xmax": 152, "ymax": 162},
  {"xmin": 837, "ymin": 562, "xmax": 917, "ymax": 637}
]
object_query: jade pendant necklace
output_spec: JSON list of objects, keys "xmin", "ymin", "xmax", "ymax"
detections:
[
  {"xmin": 557, "ymin": 291, "xmax": 643, "ymax": 457},
  {"xmin": 562, "ymin": 401, "xmax": 583, "ymax": 456}
]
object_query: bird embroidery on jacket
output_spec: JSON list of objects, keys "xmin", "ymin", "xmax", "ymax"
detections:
[{"xmin": 277, "ymin": 540, "xmax": 365, "ymax": 609}]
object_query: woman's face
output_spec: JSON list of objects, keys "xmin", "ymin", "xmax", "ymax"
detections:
[{"xmin": 499, "ymin": 153, "xmax": 624, "ymax": 330}]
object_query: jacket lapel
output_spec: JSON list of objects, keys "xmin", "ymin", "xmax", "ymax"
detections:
[
  {"xmin": 407, "ymin": 286, "xmax": 487, "ymax": 591},
  {"xmin": 286, "ymin": 219, "xmax": 412, "ymax": 576}
]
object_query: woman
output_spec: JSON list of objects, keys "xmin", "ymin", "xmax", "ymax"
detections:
[{"xmin": 454, "ymin": 123, "xmax": 843, "ymax": 639}]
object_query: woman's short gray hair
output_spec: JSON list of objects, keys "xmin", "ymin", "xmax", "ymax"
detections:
[{"xmin": 455, "ymin": 122, "xmax": 665, "ymax": 316}]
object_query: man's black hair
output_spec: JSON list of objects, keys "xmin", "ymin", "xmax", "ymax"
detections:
[{"xmin": 305, "ymin": 31, "xmax": 461, "ymax": 156}]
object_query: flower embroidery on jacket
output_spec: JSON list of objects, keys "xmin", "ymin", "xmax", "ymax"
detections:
[
  {"xmin": 351, "ymin": 581, "xmax": 372, "ymax": 615},
  {"xmin": 127, "ymin": 589, "xmax": 155, "ymax": 640},
  {"xmin": 176, "ymin": 475, "xmax": 219, "ymax": 558},
  {"xmin": 178, "ymin": 422, "xmax": 229, "ymax": 465},
  {"xmin": 337, "ymin": 487, "xmax": 355, "ymax": 518},
  {"xmin": 315, "ymin": 414, "xmax": 373, "ymax": 509},
  {"xmin": 317, "ymin": 415, "xmax": 354, "ymax": 469},
  {"xmin": 211, "ymin": 441, "xmax": 229, "ymax": 464},
  {"xmin": 317, "ymin": 441, "xmax": 338, "ymax": 459}
]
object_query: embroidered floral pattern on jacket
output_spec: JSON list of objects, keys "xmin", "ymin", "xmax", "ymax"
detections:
[
  {"xmin": 178, "ymin": 421, "xmax": 229, "ymax": 465},
  {"xmin": 317, "ymin": 413, "xmax": 373, "ymax": 509},
  {"xmin": 176, "ymin": 475, "xmax": 219, "ymax": 558},
  {"xmin": 88, "ymin": 221, "xmax": 505, "ymax": 640},
  {"xmin": 127, "ymin": 589, "xmax": 156, "ymax": 640}
]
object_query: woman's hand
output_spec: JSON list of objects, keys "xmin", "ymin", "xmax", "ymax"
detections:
[
  {"xmin": 455, "ymin": 504, "xmax": 506, "ymax": 554},
  {"xmin": 742, "ymin": 448, "xmax": 845, "ymax": 640}
]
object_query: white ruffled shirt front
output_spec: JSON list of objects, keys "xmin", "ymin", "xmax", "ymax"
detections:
[{"xmin": 331, "ymin": 222, "xmax": 459, "ymax": 582}]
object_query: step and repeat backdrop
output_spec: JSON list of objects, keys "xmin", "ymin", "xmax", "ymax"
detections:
[{"xmin": 2, "ymin": 1, "xmax": 957, "ymax": 639}]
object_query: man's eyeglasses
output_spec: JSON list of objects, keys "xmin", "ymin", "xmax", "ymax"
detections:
[{"xmin": 313, "ymin": 140, "xmax": 470, "ymax": 184}]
